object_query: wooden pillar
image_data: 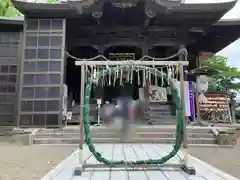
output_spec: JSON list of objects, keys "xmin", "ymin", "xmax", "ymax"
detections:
[
  {"xmin": 179, "ymin": 44, "xmax": 195, "ymax": 174},
  {"xmin": 177, "ymin": 28, "xmax": 189, "ymax": 156},
  {"xmin": 74, "ymin": 63, "xmax": 86, "ymax": 175},
  {"xmin": 141, "ymin": 46, "xmax": 149, "ymax": 109},
  {"xmin": 95, "ymin": 45, "xmax": 105, "ymax": 102},
  {"xmin": 79, "ymin": 65, "xmax": 85, "ymax": 164},
  {"xmin": 179, "ymin": 45, "xmax": 188, "ymax": 150}
]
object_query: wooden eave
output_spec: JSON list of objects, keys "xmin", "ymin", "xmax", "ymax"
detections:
[
  {"xmin": 188, "ymin": 19, "xmax": 240, "ymax": 53},
  {"xmin": 0, "ymin": 17, "xmax": 24, "ymax": 32},
  {"xmin": 12, "ymin": 0, "xmax": 237, "ymax": 18},
  {"xmin": 6, "ymin": 0, "xmax": 240, "ymax": 53}
]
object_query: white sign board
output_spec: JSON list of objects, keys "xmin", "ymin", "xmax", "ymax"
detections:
[
  {"xmin": 66, "ymin": 112, "xmax": 72, "ymax": 120},
  {"xmin": 197, "ymin": 75, "xmax": 208, "ymax": 93},
  {"xmin": 62, "ymin": 84, "xmax": 68, "ymax": 117}
]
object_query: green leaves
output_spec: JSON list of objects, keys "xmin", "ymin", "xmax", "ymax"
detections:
[
  {"xmin": 0, "ymin": 0, "xmax": 59, "ymax": 17},
  {"xmin": 200, "ymin": 55, "xmax": 240, "ymax": 93},
  {"xmin": 0, "ymin": 0, "xmax": 23, "ymax": 17},
  {"xmin": 48, "ymin": 0, "xmax": 56, "ymax": 3}
]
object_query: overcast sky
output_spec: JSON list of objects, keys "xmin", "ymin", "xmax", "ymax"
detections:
[{"xmin": 216, "ymin": 0, "xmax": 240, "ymax": 68}]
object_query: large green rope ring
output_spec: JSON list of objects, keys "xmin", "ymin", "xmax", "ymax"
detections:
[{"xmin": 83, "ymin": 65, "xmax": 184, "ymax": 166}]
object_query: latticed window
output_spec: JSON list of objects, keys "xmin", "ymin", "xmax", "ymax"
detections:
[
  {"xmin": 0, "ymin": 32, "xmax": 20, "ymax": 126},
  {"xmin": 18, "ymin": 19, "xmax": 65, "ymax": 127}
]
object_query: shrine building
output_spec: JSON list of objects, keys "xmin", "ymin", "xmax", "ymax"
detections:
[{"xmin": 0, "ymin": 0, "xmax": 240, "ymax": 127}]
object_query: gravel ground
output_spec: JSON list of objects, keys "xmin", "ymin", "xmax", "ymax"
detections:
[
  {"xmin": 0, "ymin": 141, "xmax": 240, "ymax": 180},
  {"xmin": 189, "ymin": 138, "xmax": 240, "ymax": 179},
  {"xmin": 0, "ymin": 143, "xmax": 75, "ymax": 180}
]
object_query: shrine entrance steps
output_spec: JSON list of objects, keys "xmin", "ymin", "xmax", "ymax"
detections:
[
  {"xmin": 144, "ymin": 102, "xmax": 177, "ymax": 125},
  {"xmin": 33, "ymin": 126, "xmax": 218, "ymax": 145},
  {"xmin": 67, "ymin": 102, "xmax": 177, "ymax": 125}
]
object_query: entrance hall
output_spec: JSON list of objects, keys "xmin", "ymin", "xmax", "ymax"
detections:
[{"xmin": 65, "ymin": 44, "xmax": 178, "ymax": 124}]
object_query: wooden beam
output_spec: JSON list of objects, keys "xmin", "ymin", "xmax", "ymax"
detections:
[
  {"xmin": 75, "ymin": 60, "xmax": 189, "ymax": 66},
  {"xmin": 81, "ymin": 26, "xmax": 178, "ymax": 32},
  {"xmin": 66, "ymin": 36, "xmax": 184, "ymax": 48},
  {"xmin": 67, "ymin": 25, "xmax": 205, "ymax": 34}
]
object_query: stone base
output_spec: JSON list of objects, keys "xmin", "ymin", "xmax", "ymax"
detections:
[
  {"xmin": 217, "ymin": 131, "xmax": 237, "ymax": 146},
  {"xmin": 73, "ymin": 166, "xmax": 83, "ymax": 176},
  {"xmin": 0, "ymin": 136, "xmax": 13, "ymax": 142},
  {"xmin": 12, "ymin": 133, "xmax": 33, "ymax": 146},
  {"xmin": 181, "ymin": 165, "xmax": 196, "ymax": 175}
]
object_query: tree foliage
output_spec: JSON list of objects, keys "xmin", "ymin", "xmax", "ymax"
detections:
[
  {"xmin": 0, "ymin": 0, "xmax": 58, "ymax": 17},
  {"xmin": 200, "ymin": 55, "xmax": 240, "ymax": 95},
  {"xmin": 0, "ymin": 0, "xmax": 22, "ymax": 17}
]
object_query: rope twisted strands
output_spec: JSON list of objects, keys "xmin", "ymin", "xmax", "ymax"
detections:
[{"xmin": 83, "ymin": 65, "xmax": 184, "ymax": 166}]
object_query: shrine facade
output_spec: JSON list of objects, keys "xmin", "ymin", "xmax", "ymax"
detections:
[{"xmin": 0, "ymin": 0, "xmax": 240, "ymax": 127}]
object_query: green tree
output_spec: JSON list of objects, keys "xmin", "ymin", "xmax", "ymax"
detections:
[
  {"xmin": 0, "ymin": 0, "xmax": 57, "ymax": 17},
  {"xmin": 0, "ymin": 0, "xmax": 22, "ymax": 17},
  {"xmin": 200, "ymin": 55, "xmax": 240, "ymax": 94},
  {"xmin": 236, "ymin": 103, "xmax": 240, "ymax": 119},
  {"xmin": 200, "ymin": 55, "xmax": 240, "ymax": 121}
]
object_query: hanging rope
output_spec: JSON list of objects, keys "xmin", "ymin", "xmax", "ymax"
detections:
[{"xmin": 67, "ymin": 47, "xmax": 187, "ymax": 165}]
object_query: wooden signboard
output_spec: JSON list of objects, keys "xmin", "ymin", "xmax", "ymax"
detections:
[{"xmin": 200, "ymin": 92, "xmax": 231, "ymax": 123}]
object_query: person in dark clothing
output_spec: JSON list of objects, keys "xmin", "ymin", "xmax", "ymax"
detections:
[
  {"xmin": 102, "ymin": 73, "xmax": 136, "ymax": 141},
  {"xmin": 115, "ymin": 76, "xmax": 134, "ymax": 117}
]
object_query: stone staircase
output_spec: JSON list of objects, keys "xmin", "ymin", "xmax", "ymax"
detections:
[
  {"xmin": 67, "ymin": 104, "xmax": 97, "ymax": 124},
  {"xmin": 0, "ymin": 126, "xmax": 32, "ymax": 143},
  {"xmin": 145, "ymin": 102, "xmax": 177, "ymax": 125},
  {"xmin": 33, "ymin": 126, "xmax": 217, "ymax": 145},
  {"xmin": 68, "ymin": 102, "xmax": 178, "ymax": 125}
]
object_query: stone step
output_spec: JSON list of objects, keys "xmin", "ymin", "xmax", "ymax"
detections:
[
  {"xmin": 144, "ymin": 116, "xmax": 177, "ymax": 120},
  {"xmin": 147, "ymin": 114, "xmax": 175, "ymax": 117},
  {"xmin": 144, "ymin": 120, "xmax": 179, "ymax": 125},
  {"xmin": 67, "ymin": 116, "xmax": 96, "ymax": 124},
  {"xmin": 148, "ymin": 106, "xmax": 174, "ymax": 110},
  {"xmin": 147, "ymin": 108, "xmax": 175, "ymax": 113},
  {"xmin": 37, "ymin": 126, "xmax": 213, "ymax": 134},
  {"xmin": 148, "ymin": 121, "xmax": 180, "ymax": 125},
  {"xmin": 72, "ymin": 104, "xmax": 96, "ymax": 111},
  {"xmin": 35, "ymin": 131, "xmax": 214, "ymax": 139},
  {"xmin": 0, "ymin": 127, "xmax": 28, "ymax": 137},
  {"xmin": 147, "ymin": 116, "xmax": 177, "ymax": 120},
  {"xmin": 146, "ymin": 116, "xmax": 175, "ymax": 120},
  {"xmin": 147, "ymin": 112, "xmax": 175, "ymax": 117},
  {"xmin": 147, "ymin": 107, "xmax": 175, "ymax": 112},
  {"xmin": 33, "ymin": 137, "xmax": 216, "ymax": 145},
  {"xmin": 0, "ymin": 127, "xmax": 13, "ymax": 132},
  {"xmin": 144, "ymin": 111, "xmax": 176, "ymax": 115}
]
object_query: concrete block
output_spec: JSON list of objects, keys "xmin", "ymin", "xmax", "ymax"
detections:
[
  {"xmin": 12, "ymin": 133, "xmax": 33, "ymax": 146},
  {"xmin": 217, "ymin": 131, "xmax": 237, "ymax": 146}
]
